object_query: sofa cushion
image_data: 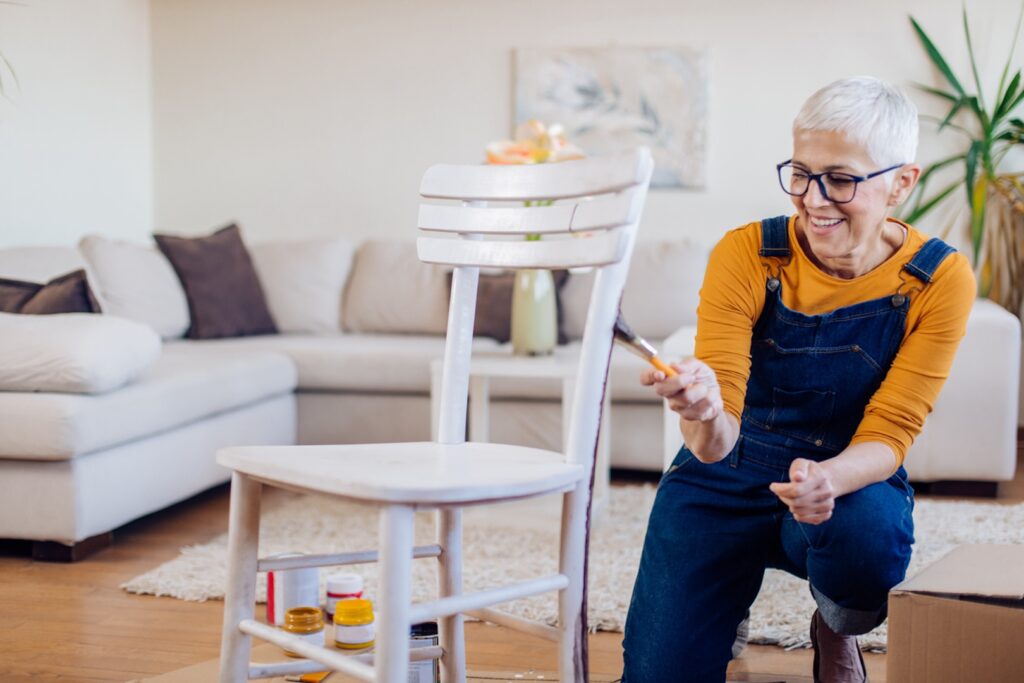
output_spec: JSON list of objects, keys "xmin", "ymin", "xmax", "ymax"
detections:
[
  {"xmin": 0, "ymin": 270, "xmax": 99, "ymax": 315},
  {"xmin": 449, "ymin": 270, "xmax": 571, "ymax": 344},
  {"xmin": 342, "ymin": 240, "xmax": 449, "ymax": 335},
  {"xmin": 249, "ymin": 237, "xmax": 355, "ymax": 334},
  {"xmin": 0, "ymin": 312, "xmax": 160, "ymax": 394},
  {"xmin": 184, "ymin": 334, "xmax": 502, "ymax": 393},
  {"xmin": 79, "ymin": 235, "xmax": 191, "ymax": 339},
  {"xmin": 154, "ymin": 224, "xmax": 278, "ymax": 339},
  {"xmin": 185, "ymin": 334, "xmax": 681, "ymax": 402},
  {"xmin": 0, "ymin": 345, "xmax": 297, "ymax": 460},
  {"xmin": 561, "ymin": 239, "xmax": 707, "ymax": 340}
]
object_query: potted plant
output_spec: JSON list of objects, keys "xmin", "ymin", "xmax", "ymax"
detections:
[{"xmin": 904, "ymin": 7, "xmax": 1024, "ymax": 313}]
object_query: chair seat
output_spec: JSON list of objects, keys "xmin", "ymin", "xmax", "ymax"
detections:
[{"xmin": 217, "ymin": 442, "xmax": 585, "ymax": 505}]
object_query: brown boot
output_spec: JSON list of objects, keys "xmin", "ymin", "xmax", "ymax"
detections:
[{"xmin": 809, "ymin": 609, "xmax": 867, "ymax": 683}]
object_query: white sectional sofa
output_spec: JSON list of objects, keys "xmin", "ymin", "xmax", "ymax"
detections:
[{"xmin": 0, "ymin": 235, "xmax": 1018, "ymax": 558}]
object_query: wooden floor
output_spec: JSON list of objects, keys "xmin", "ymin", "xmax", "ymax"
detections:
[{"xmin": 1, "ymin": 452, "xmax": 1021, "ymax": 683}]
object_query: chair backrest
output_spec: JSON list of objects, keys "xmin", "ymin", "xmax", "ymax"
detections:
[{"xmin": 418, "ymin": 148, "xmax": 653, "ymax": 478}]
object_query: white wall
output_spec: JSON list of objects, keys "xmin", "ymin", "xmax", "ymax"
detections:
[
  {"xmin": 0, "ymin": 0, "xmax": 153, "ymax": 248},
  {"xmin": 150, "ymin": 0, "xmax": 1019, "ymax": 249}
]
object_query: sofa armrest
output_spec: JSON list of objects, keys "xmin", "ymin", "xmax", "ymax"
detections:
[
  {"xmin": 904, "ymin": 298, "xmax": 1021, "ymax": 482},
  {"xmin": 662, "ymin": 324, "xmax": 698, "ymax": 360}
]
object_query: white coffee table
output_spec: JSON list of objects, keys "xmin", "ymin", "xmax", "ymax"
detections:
[{"xmin": 429, "ymin": 347, "xmax": 612, "ymax": 519}]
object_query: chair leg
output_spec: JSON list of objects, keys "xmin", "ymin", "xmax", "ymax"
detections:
[
  {"xmin": 219, "ymin": 472, "xmax": 263, "ymax": 683},
  {"xmin": 437, "ymin": 508, "xmax": 466, "ymax": 683},
  {"xmin": 558, "ymin": 484, "xmax": 589, "ymax": 683},
  {"xmin": 376, "ymin": 504, "xmax": 415, "ymax": 683}
]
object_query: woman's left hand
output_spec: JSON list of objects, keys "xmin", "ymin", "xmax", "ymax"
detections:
[{"xmin": 769, "ymin": 459, "xmax": 836, "ymax": 525}]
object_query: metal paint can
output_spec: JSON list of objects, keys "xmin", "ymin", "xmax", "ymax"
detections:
[{"xmin": 266, "ymin": 552, "xmax": 320, "ymax": 626}]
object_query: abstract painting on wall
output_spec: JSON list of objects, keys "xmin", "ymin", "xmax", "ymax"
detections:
[{"xmin": 515, "ymin": 46, "xmax": 709, "ymax": 189}]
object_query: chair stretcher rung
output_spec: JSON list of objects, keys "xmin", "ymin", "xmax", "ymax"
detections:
[
  {"xmin": 240, "ymin": 621, "xmax": 443, "ymax": 679},
  {"xmin": 468, "ymin": 607, "xmax": 560, "ymax": 642},
  {"xmin": 248, "ymin": 658, "xmax": 332, "ymax": 679},
  {"xmin": 257, "ymin": 544, "xmax": 442, "ymax": 571},
  {"xmin": 240, "ymin": 619, "xmax": 375, "ymax": 680},
  {"xmin": 249, "ymin": 647, "xmax": 445, "ymax": 679},
  {"xmin": 409, "ymin": 573, "xmax": 569, "ymax": 624}
]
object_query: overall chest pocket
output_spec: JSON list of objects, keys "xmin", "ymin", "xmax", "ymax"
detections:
[{"xmin": 767, "ymin": 387, "xmax": 836, "ymax": 442}]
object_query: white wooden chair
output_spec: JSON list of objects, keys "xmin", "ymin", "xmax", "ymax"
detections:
[{"xmin": 216, "ymin": 147, "xmax": 653, "ymax": 683}]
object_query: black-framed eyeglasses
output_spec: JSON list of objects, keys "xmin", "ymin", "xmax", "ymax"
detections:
[{"xmin": 776, "ymin": 160, "xmax": 905, "ymax": 204}]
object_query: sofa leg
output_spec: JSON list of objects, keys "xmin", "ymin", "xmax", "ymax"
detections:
[
  {"xmin": 31, "ymin": 532, "xmax": 114, "ymax": 562},
  {"xmin": 911, "ymin": 480, "xmax": 999, "ymax": 498}
]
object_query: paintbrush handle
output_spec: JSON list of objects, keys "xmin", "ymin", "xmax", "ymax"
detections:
[{"xmin": 649, "ymin": 356, "xmax": 678, "ymax": 377}]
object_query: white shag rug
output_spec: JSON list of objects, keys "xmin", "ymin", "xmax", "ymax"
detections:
[{"xmin": 122, "ymin": 486, "xmax": 1024, "ymax": 652}]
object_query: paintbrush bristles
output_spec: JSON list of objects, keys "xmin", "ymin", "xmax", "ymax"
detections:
[{"xmin": 612, "ymin": 311, "xmax": 658, "ymax": 360}]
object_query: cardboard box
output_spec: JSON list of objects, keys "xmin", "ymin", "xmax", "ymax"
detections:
[{"xmin": 887, "ymin": 544, "xmax": 1024, "ymax": 683}]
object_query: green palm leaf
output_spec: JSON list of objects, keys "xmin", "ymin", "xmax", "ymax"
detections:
[
  {"xmin": 939, "ymin": 97, "xmax": 968, "ymax": 131},
  {"xmin": 996, "ymin": 2, "xmax": 1024, "ymax": 106},
  {"xmin": 911, "ymin": 17, "xmax": 967, "ymax": 97},
  {"xmin": 913, "ymin": 82, "xmax": 959, "ymax": 103},
  {"xmin": 963, "ymin": 7, "xmax": 988, "ymax": 113},
  {"xmin": 903, "ymin": 178, "xmax": 964, "ymax": 225},
  {"xmin": 965, "ymin": 140, "xmax": 981, "ymax": 209},
  {"xmin": 993, "ymin": 71, "xmax": 1021, "ymax": 124}
]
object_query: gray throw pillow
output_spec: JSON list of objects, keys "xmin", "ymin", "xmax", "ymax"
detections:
[
  {"xmin": 0, "ymin": 269, "xmax": 100, "ymax": 315},
  {"xmin": 154, "ymin": 224, "xmax": 277, "ymax": 339},
  {"xmin": 448, "ymin": 270, "xmax": 571, "ymax": 344}
]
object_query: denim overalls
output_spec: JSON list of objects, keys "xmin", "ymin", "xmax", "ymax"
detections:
[{"xmin": 621, "ymin": 216, "xmax": 956, "ymax": 682}]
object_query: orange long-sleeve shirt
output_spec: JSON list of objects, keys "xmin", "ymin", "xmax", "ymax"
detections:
[{"xmin": 695, "ymin": 215, "xmax": 976, "ymax": 467}]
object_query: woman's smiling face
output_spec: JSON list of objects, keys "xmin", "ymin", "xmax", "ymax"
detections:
[{"xmin": 790, "ymin": 129, "xmax": 918, "ymax": 277}]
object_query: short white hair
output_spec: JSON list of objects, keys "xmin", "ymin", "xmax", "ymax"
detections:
[{"xmin": 793, "ymin": 76, "xmax": 918, "ymax": 167}]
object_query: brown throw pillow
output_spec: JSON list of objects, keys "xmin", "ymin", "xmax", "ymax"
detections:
[
  {"xmin": 448, "ymin": 270, "xmax": 570, "ymax": 344},
  {"xmin": 154, "ymin": 224, "xmax": 277, "ymax": 339},
  {"xmin": 0, "ymin": 270, "xmax": 100, "ymax": 314}
]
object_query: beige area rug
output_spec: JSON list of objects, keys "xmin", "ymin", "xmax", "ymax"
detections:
[{"xmin": 122, "ymin": 486, "xmax": 1024, "ymax": 652}]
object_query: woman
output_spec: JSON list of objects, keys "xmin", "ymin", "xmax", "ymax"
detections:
[{"xmin": 621, "ymin": 77, "xmax": 975, "ymax": 683}]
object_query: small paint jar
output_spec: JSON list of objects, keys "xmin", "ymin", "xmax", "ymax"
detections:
[
  {"xmin": 333, "ymin": 598, "xmax": 375, "ymax": 650},
  {"xmin": 281, "ymin": 606, "xmax": 325, "ymax": 657},
  {"xmin": 325, "ymin": 572, "xmax": 364, "ymax": 619}
]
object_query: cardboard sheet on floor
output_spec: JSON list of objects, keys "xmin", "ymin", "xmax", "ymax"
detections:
[{"xmin": 887, "ymin": 543, "xmax": 1024, "ymax": 683}]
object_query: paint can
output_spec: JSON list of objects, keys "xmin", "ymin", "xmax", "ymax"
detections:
[
  {"xmin": 266, "ymin": 552, "xmax": 320, "ymax": 626},
  {"xmin": 409, "ymin": 621, "xmax": 440, "ymax": 683}
]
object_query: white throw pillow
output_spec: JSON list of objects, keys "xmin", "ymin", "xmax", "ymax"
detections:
[
  {"xmin": 249, "ymin": 237, "xmax": 355, "ymax": 333},
  {"xmin": 0, "ymin": 312, "xmax": 161, "ymax": 394},
  {"xmin": 78, "ymin": 235, "xmax": 191, "ymax": 339},
  {"xmin": 342, "ymin": 240, "xmax": 449, "ymax": 335}
]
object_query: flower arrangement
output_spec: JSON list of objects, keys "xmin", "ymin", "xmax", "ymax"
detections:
[
  {"xmin": 484, "ymin": 120, "xmax": 584, "ymax": 355},
  {"xmin": 486, "ymin": 119, "xmax": 585, "ymax": 166},
  {"xmin": 486, "ymin": 120, "xmax": 585, "ymax": 242}
]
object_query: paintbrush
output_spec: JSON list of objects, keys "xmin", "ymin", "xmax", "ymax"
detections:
[
  {"xmin": 612, "ymin": 310, "xmax": 678, "ymax": 377},
  {"xmin": 284, "ymin": 671, "xmax": 331, "ymax": 682}
]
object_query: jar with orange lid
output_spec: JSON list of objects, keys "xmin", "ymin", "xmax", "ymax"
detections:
[
  {"xmin": 333, "ymin": 598, "xmax": 375, "ymax": 650},
  {"xmin": 281, "ymin": 606, "xmax": 326, "ymax": 657}
]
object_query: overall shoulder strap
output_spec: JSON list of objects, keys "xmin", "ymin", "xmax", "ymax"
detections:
[
  {"xmin": 903, "ymin": 237, "xmax": 957, "ymax": 284},
  {"xmin": 758, "ymin": 215, "xmax": 791, "ymax": 258}
]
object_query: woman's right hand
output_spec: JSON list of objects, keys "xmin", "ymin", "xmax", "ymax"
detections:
[{"xmin": 641, "ymin": 358, "xmax": 724, "ymax": 424}]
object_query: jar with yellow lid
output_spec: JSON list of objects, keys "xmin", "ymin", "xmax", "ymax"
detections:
[
  {"xmin": 333, "ymin": 598, "xmax": 375, "ymax": 650},
  {"xmin": 281, "ymin": 606, "xmax": 325, "ymax": 657}
]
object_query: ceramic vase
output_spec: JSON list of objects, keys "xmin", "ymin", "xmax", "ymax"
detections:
[{"xmin": 511, "ymin": 268, "xmax": 557, "ymax": 356}]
